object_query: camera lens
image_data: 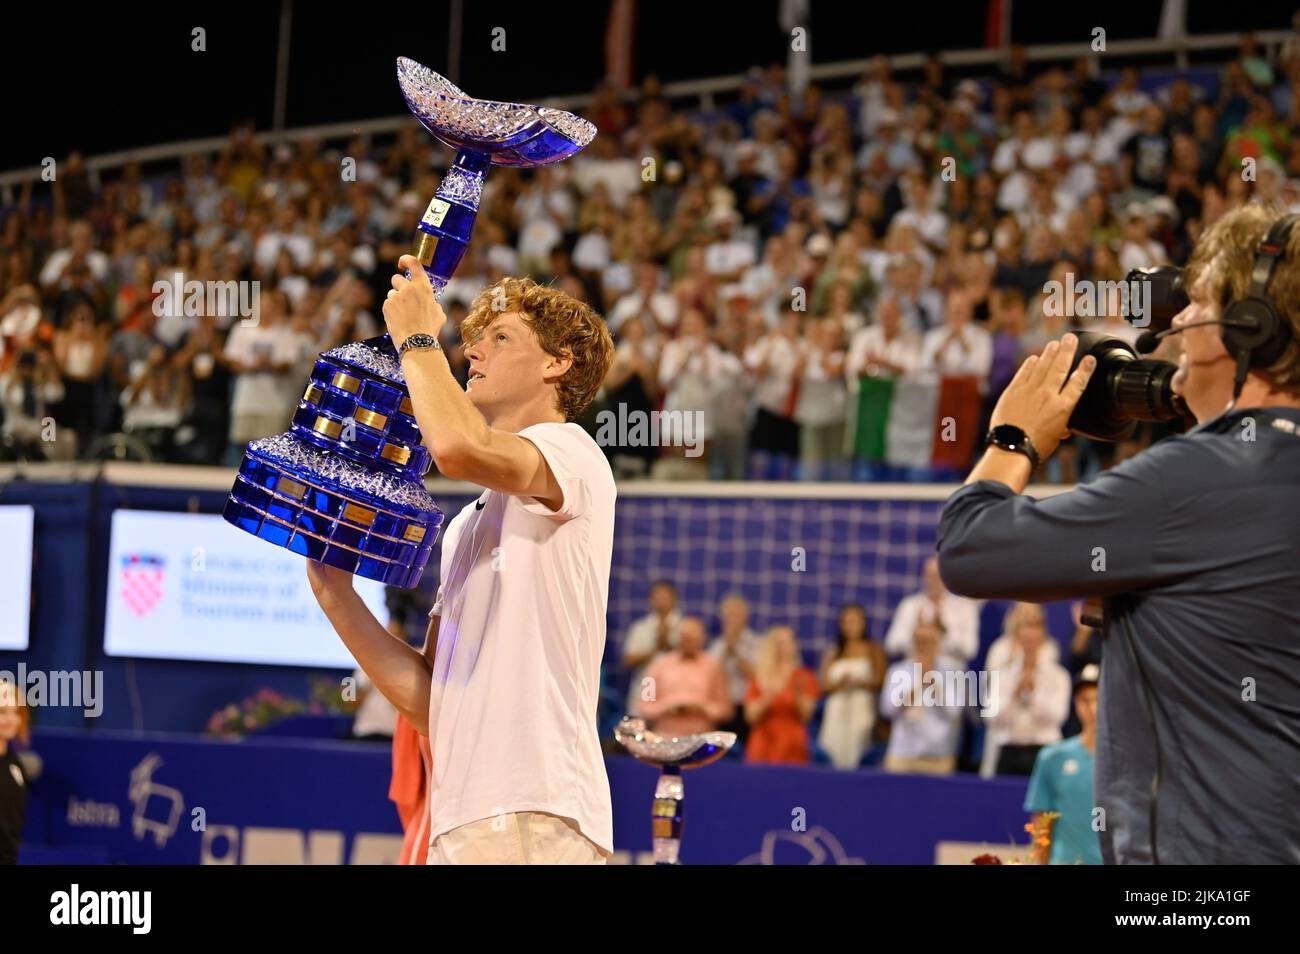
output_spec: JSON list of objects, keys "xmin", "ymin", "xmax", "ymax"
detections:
[{"xmin": 1068, "ymin": 332, "xmax": 1189, "ymax": 442}]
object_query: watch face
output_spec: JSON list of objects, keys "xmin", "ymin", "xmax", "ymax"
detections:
[
  {"xmin": 989, "ymin": 424, "xmax": 1026, "ymax": 447},
  {"xmin": 402, "ymin": 334, "xmax": 436, "ymax": 353},
  {"xmin": 987, "ymin": 423, "xmax": 1039, "ymax": 469}
]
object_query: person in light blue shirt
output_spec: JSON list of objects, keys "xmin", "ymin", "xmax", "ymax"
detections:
[
  {"xmin": 878, "ymin": 622, "xmax": 966, "ymax": 775},
  {"xmin": 1023, "ymin": 665, "xmax": 1103, "ymax": 865}
]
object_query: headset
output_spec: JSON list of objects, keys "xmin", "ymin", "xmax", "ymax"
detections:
[
  {"xmin": 1222, "ymin": 212, "xmax": 1298, "ymax": 397},
  {"xmin": 1153, "ymin": 212, "xmax": 1298, "ymax": 404}
]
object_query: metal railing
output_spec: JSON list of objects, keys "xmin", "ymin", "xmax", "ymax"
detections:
[{"xmin": 0, "ymin": 27, "xmax": 1292, "ymax": 200}]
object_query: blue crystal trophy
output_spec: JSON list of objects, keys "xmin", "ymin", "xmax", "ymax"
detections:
[
  {"xmin": 614, "ymin": 717, "xmax": 736, "ymax": 865},
  {"xmin": 222, "ymin": 58, "xmax": 597, "ymax": 588}
]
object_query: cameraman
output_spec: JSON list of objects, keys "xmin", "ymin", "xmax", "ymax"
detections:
[{"xmin": 936, "ymin": 205, "xmax": 1300, "ymax": 864}]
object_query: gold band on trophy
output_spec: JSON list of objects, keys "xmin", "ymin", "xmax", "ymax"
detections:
[
  {"xmin": 312, "ymin": 415, "xmax": 343, "ymax": 440},
  {"xmin": 278, "ymin": 477, "xmax": 307, "ymax": 501},
  {"xmin": 342, "ymin": 502, "xmax": 377, "ymax": 528},
  {"xmin": 353, "ymin": 407, "xmax": 389, "ymax": 431},
  {"xmin": 381, "ymin": 442, "xmax": 412, "ymax": 465},
  {"xmin": 416, "ymin": 231, "xmax": 439, "ymax": 269},
  {"xmin": 331, "ymin": 371, "xmax": 361, "ymax": 394}
]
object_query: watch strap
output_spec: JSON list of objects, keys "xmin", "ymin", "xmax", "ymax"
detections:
[
  {"xmin": 985, "ymin": 424, "xmax": 1041, "ymax": 471},
  {"xmin": 398, "ymin": 333, "xmax": 441, "ymax": 358}
]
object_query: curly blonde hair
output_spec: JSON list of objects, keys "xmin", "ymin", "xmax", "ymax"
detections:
[
  {"xmin": 461, "ymin": 277, "xmax": 614, "ymax": 420},
  {"xmin": 1184, "ymin": 204, "xmax": 1300, "ymax": 390}
]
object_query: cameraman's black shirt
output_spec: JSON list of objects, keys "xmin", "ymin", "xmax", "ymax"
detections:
[{"xmin": 937, "ymin": 407, "xmax": 1300, "ymax": 864}]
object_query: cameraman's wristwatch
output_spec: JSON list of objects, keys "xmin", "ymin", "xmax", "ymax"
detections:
[
  {"xmin": 985, "ymin": 424, "xmax": 1041, "ymax": 471},
  {"xmin": 398, "ymin": 333, "xmax": 441, "ymax": 359}
]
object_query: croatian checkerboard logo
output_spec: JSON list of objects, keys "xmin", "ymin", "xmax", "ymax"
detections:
[{"xmin": 121, "ymin": 554, "xmax": 166, "ymax": 617}]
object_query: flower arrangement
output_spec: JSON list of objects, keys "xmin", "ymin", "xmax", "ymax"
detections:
[
  {"xmin": 206, "ymin": 677, "xmax": 361, "ymax": 738},
  {"xmin": 206, "ymin": 688, "xmax": 305, "ymax": 738},
  {"xmin": 969, "ymin": 812, "xmax": 1061, "ymax": 865}
]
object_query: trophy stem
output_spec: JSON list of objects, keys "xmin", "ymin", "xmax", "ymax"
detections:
[
  {"xmin": 652, "ymin": 766, "xmax": 685, "ymax": 865},
  {"xmin": 412, "ymin": 148, "xmax": 490, "ymax": 293}
]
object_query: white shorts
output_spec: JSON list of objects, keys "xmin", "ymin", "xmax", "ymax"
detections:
[{"xmin": 426, "ymin": 811, "xmax": 608, "ymax": 865}]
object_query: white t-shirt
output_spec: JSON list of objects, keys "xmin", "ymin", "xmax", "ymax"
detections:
[
  {"xmin": 424, "ymin": 421, "xmax": 615, "ymax": 854},
  {"xmin": 883, "ymin": 591, "xmax": 982, "ymax": 662},
  {"xmin": 846, "ymin": 325, "xmax": 921, "ymax": 389},
  {"xmin": 223, "ymin": 323, "xmax": 300, "ymax": 417},
  {"xmin": 607, "ymin": 290, "xmax": 679, "ymax": 333},
  {"xmin": 744, "ymin": 334, "xmax": 806, "ymax": 415},
  {"xmin": 919, "ymin": 323, "xmax": 994, "ymax": 383},
  {"xmin": 705, "ymin": 239, "xmax": 757, "ymax": 277}
]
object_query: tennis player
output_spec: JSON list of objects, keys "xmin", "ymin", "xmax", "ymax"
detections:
[{"xmin": 309, "ymin": 255, "xmax": 616, "ymax": 864}]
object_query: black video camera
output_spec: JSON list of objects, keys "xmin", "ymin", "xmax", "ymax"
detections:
[{"xmin": 1064, "ymin": 266, "xmax": 1192, "ymax": 442}]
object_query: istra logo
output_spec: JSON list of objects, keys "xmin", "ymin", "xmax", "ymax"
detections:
[{"xmin": 120, "ymin": 554, "xmax": 166, "ymax": 617}]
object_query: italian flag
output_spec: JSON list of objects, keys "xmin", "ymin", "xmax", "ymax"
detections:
[{"xmin": 853, "ymin": 375, "xmax": 984, "ymax": 470}]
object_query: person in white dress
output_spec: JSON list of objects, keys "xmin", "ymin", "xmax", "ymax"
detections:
[{"xmin": 816, "ymin": 604, "xmax": 887, "ymax": 769}]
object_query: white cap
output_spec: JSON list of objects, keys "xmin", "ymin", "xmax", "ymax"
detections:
[
  {"xmin": 1124, "ymin": 201, "xmax": 1150, "ymax": 222},
  {"xmin": 806, "ymin": 233, "xmax": 833, "ymax": 256},
  {"xmin": 1147, "ymin": 195, "xmax": 1177, "ymax": 219},
  {"xmin": 710, "ymin": 204, "xmax": 740, "ymax": 226}
]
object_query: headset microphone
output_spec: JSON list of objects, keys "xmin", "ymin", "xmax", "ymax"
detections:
[{"xmin": 1137, "ymin": 317, "xmax": 1262, "ymax": 354}]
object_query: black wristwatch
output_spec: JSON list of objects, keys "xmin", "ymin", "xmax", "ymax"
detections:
[
  {"xmin": 985, "ymin": 424, "xmax": 1041, "ymax": 471},
  {"xmin": 398, "ymin": 333, "xmax": 441, "ymax": 359}
]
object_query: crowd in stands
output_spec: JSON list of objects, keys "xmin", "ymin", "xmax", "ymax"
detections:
[
  {"xmin": 2, "ymin": 37, "xmax": 1299, "ymax": 481},
  {"xmin": 619, "ymin": 559, "xmax": 1102, "ymax": 778}
]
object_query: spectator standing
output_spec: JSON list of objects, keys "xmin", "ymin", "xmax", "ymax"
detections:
[
  {"xmin": 1, "ymin": 347, "xmax": 63, "ymax": 460},
  {"xmin": 817, "ymin": 604, "xmax": 886, "ymax": 769},
  {"xmin": 222, "ymin": 294, "xmax": 297, "ymax": 464},
  {"xmin": 795, "ymin": 316, "xmax": 849, "ymax": 480},
  {"xmin": 707, "ymin": 593, "xmax": 760, "ymax": 742},
  {"xmin": 621, "ymin": 580, "xmax": 682, "ymax": 714},
  {"xmin": 884, "ymin": 556, "xmax": 981, "ymax": 663},
  {"xmin": 744, "ymin": 309, "xmax": 805, "ymax": 480},
  {"xmin": 51, "ymin": 300, "xmax": 108, "ymax": 455},
  {"xmin": 982, "ymin": 602, "xmax": 1072, "ymax": 778},
  {"xmin": 744, "ymin": 625, "xmax": 820, "ymax": 765},
  {"xmin": 0, "ymin": 681, "xmax": 31, "ymax": 866}
]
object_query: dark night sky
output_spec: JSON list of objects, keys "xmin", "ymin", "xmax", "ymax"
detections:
[{"xmin": 1, "ymin": 0, "xmax": 1293, "ymax": 171}]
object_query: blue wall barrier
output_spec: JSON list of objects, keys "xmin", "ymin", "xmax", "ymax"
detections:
[
  {"xmin": 24, "ymin": 728, "xmax": 1031, "ymax": 865},
  {"xmin": 1, "ymin": 473, "xmax": 1078, "ymax": 736}
]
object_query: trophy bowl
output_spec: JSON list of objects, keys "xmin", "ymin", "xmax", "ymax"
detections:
[{"xmin": 394, "ymin": 56, "xmax": 596, "ymax": 294}]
